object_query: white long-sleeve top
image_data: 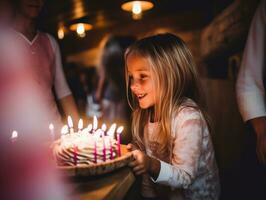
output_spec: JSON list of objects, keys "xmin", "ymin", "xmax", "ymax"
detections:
[
  {"xmin": 142, "ymin": 99, "xmax": 220, "ymax": 200},
  {"xmin": 236, "ymin": 0, "xmax": 266, "ymax": 122}
]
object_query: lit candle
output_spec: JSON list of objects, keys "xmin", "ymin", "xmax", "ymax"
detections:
[
  {"xmin": 67, "ymin": 116, "xmax": 74, "ymax": 134},
  {"xmin": 92, "ymin": 115, "xmax": 98, "ymax": 132},
  {"xmin": 61, "ymin": 125, "xmax": 69, "ymax": 139},
  {"xmin": 11, "ymin": 130, "xmax": 18, "ymax": 143},
  {"xmin": 73, "ymin": 144, "xmax": 78, "ymax": 166},
  {"xmin": 109, "ymin": 137, "xmax": 113, "ymax": 160},
  {"xmin": 101, "ymin": 129, "xmax": 106, "ymax": 162},
  {"xmin": 116, "ymin": 126, "xmax": 124, "ymax": 157},
  {"xmin": 49, "ymin": 123, "xmax": 55, "ymax": 141},
  {"xmin": 93, "ymin": 135, "xmax": 97, "ymax": 163},
  {"xmin": 101, "ymin": 124, "xmax": 107, "ymax": 161},
  {"xmin": 87, "ymin": 124, "xmax": 93, "ymax": 134},
  {"xmin": 78, "ymin": 119, "xmax": 83, "ymax": 134},
  {"xmin": 101, "ymin": 123, "xmax": 107, "ymax": 136},
  {"xmin": 107, "ymin": 123, "xmax": 116, "ymax": 139},
  {"xmin": 107, "ymin": 123, "xmax": 116, "ymax": 159}
]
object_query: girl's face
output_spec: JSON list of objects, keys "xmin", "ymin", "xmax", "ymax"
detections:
[
  {"xmin": 127, "ymin": 54, "xmax": 156, "ymax": 109},
  {"xmin": 19, "ymin": 0, "xmax": 44, "ymax": 19}
]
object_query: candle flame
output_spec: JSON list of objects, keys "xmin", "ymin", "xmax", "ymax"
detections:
[
  {"xmin": 67, "ymin": 116, "xmax": 73, "ymax": 128},
  {"xmin": 49, "ymin": 123, "xmax": 54, "ymax": 130},
  {"xmin": 78, "ymin": 119, "xmax": 83, "ymax": 130},
  {"xmin": 107, "ymin": 123, "xmax": 117, "ymax": 138},
  {"xmin": 117, "ymin": 126, "xmax": 124, "ymax": 134},
  {"xmin": 11, "ymin": 130, "xmax": 18, "ymax": 139},
  {"xmin": 87, "ymin": 124, "xmax": 92, "ymax": 132},
  {"xmin": 61, "ymin": 125, "xmax": 69, "ymax": 135},
  {"xmin": 101, "ymin": 123, "xmax": 107, "ymax": 132},
  {"xmin": 93, "ymin": 116, "xmax": 98, "ymax": 130},
  {"xmin": 94, "ymin": 129, "xmax": 102, "ymax": 138}
]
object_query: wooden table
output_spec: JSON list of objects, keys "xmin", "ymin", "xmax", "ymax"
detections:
[{"xmin": 68, "ymin": 167, "xmax": 135, "ymax": 200}]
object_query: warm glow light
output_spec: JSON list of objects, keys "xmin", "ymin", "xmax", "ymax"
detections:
[
  {"xmin": 101, "ymin": 123, "xmax": 107, "ymax": 132},
  {"xmin": 69, "ymin": 23, "xmax": 92, "ymax": 38},
  {"xmin": 77, "ymin": 23, "xmax": 85, "ymax": 37},
  {"xmin": 93, "ymin": 116, "xmax": 98, "ymax": 130},
  {"xmin": 49, "ymin": 123, "xmax": 54, "ymax": 130},
  {"xmin": 11, "ymin": 130, "xmax": 18, "ymax": 139},
  {"xmin": 116, "ymin": 126, "xmax": 124, "ymax": 134},
  {"xmin": 121, "ymin": 1, "xmax": 154, "ymax": 20},
  {"xmin": 87, "ymin": 124, "xmax": 93, "ymax": 132},
  {"xmin": 61, "ymin": 125, "xmax": 69, "ymax": 135},
  {"xmin": 57, "ymin": 27, "xmax": 64, "ymax": 40},
  {"xmin": 132, "ymin": 1, "xmax": 142, "ymax": 14},
  {"xmin": 78, "ymin": 119, "xmax": 83, "ymax": 130},
  {"xmin": 107, "ymin": 123, "xmax": 117, "ymax": 138},
  {"xmin": 67, "ymin": 116, "xmax": 73, "ymax": 128}
]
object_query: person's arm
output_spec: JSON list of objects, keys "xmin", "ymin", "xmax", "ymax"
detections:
[
  {"xmin": 47, "ymin": 34, "xmax": 80, "ymax": 123},
  {"xmin": 236, "ymin": 1, "xmax": 266, "ymax": 164},
  {"xmin": 236, "ymin": 2, "xmax": 266, "ymax": 121},
  {"xmin": 250, "ymin": 117, "xmax": 266, "ymax": 164},
  {"xmin": 129, "ymin": 108, "xmax": 204, "ymax": 188},
  {"xmin": 150, "ymin": 109, "xmax": 203, "ymax": 188},
  {"xmin": 58, "ymin": 95, "xmax": 79, "ymax": 125}
]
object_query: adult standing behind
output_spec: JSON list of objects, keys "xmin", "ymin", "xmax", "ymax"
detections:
[
  {"xmin": 236, "ymin": 0, "xmax": 266, "ymax": 199},
  {"xmin": 0, "ymin": 1, "xmax": 74, "ymax": 199},
  {"xmin": 0, "ymin": 0, "xmax": 79, "ymax": 140}
]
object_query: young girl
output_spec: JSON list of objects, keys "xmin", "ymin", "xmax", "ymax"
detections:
[{"xmin": 126, "ymin": 33, "xmax": 220, "ymax": 199}]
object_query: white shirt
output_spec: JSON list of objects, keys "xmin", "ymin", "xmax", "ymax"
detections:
[
  {"xmin": 236, "ymin": 0, "xmax": 266, "ymax": 122},
  {"xmin": 142, "ymin": 100, "xmax": 220, "ymax": 199}
]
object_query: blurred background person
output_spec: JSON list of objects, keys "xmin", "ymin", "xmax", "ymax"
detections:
[
  {"xmin": 0, "ymin": 0, "xmax": 79, "ymax": 141},
  {"xmin": 94, "ymin": 35, "xmax": 136, "ymax": 143},
  {"xmin": 234, "ymin": 1, "xmax": 266, "ymax": 199},
  {"xmin": 0, "ymin": 0, "xmax": 75, "ymax": 199}
]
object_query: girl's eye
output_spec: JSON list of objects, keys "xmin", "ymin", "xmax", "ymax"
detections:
[
  {"xmin": 128, "ymin": 75, "xmax": 133, "ymax": 81},
  {"xmin": 139, "ymin": 74, "xmax": 148, "ymax": 81}
]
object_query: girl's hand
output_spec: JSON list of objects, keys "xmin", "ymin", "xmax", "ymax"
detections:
[
  {"xmin": 128, "ymin": 150, "xmax": 151, "ymax": 175},
  {"xmin": 126, "ymin": 143, "xmax": 138, "ymax": 151}
]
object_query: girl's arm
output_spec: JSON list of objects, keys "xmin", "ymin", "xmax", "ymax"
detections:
[{"xmin": 150, "ymin": 108, "xmax": 204, "ymax": 188}]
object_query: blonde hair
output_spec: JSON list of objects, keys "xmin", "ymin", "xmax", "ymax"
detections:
[{"xmin": 125, "ymin": 33, "xmax": 209, "ymax": 155}]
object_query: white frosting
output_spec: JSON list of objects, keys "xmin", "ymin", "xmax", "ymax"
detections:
[{"xmin": 54, "ymin": 131, "xmax": 118, "ymax": 166}]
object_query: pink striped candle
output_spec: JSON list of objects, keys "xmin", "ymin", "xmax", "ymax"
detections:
[
  {"xmin": 116, "ymin": 126, "xmax": 124, "ymax": 157},
  {"xmin": 94, "ymin": 140, "xmax": 97, "ymax": 163},
  {"xmin": 73, "ymin": 145, "xmax": 78, "ymax": 166},
  {"xmin": 109, "ymin": 138, "xmax": 113, "ymax": 160},
  {"xmin": 103, "ymin": 136, "xmax": 106, "ymax": 162}
]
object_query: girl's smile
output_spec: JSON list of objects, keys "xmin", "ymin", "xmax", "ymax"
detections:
[{"xmin": 127, "ymin": 54, "xmax": 156, "ymax": 109}]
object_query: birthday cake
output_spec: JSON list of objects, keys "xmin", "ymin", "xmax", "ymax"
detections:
[
  {"xmin": 53, "ymin": 131, "xmax": 118, "ymax": 166},
  {"xmin": 52, "ymin": 117, "xmax": 123, "ymax": 167}
]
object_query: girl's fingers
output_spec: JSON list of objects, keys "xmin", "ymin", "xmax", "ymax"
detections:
[
  {"xmin": 135, "ymin": 169, "xmax": 146, "ymax": 176},
  {"xmin": 133, "ymin": 165, "xmax": 143, "ymax": 172},
  {"xmin": 126, "ymin": 143, "xmax": 133, "ymax": 151},
  {"xmin": 128, "ymin": 160, "xmax": 138, "ymax": 167}
]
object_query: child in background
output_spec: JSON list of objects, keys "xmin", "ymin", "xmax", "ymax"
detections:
[
  {"xmin": 126, "ymin": 33, "xmax": 220, "ymax": 199},
  {"xmin": 95, "ymin": 35, "xmax": 135, "ymax": 143}
]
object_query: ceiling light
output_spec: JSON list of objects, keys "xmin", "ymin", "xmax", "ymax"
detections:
[
  {"xmin": 57, "ymin": 27, "xmax": 65, "ymax": 40},
  {"xmin": 69, "ymin": 23, "xmax": 93, "ymax": 38},
  {"xmin": 121, "ymin": 1, "xmax": 154, "ymax": 20}
]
